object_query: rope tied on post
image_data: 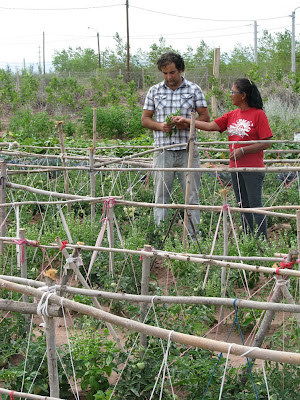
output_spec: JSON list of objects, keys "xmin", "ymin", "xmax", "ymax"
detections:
[
  {"xmin": 11, "ymin": 238, "xmax": 38, "ymax": 262},
  {"xmin": 37, "ymin": 285, "xmax": 56, "ymax": 317},
  {"xmin": 102, "ymin": 196, "xmax": 116, "ymax": 216}
]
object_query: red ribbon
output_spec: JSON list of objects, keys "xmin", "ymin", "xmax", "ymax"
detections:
[
  {"xmin": 102, "ymin": 197, "xmax": 116, "ymax": 217},
  {"xmin": 10, "ymin": 391, "xmax": 14, "ymax": 400},
  {"xmin": 59, "ymin": 240, "xmax": 68, "ymax": 251},
  {"xmin": 276, "ymin": 260, "xmax": 296, "ymax": 275}
]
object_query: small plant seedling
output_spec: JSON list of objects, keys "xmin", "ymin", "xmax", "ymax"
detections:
[{"xmin": 165, "ymin": 109, "xmax": 181, "ymax": 136}]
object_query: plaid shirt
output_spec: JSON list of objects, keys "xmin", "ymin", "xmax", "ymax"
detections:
[{"xmin": 143, "ymin": 78, "xmax": 207, "ymax": 150}]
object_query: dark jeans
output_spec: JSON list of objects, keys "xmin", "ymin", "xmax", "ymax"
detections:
[{"xmin": 231, "ymin": 171, "xmax": 267, "ymax": 239}]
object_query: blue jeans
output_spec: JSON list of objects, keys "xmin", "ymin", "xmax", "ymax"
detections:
[
  {"xmin": 231, "ymin": 171, "xmax": 267, "ymax": 239},
  {"xmin": 153, "ymin": 148, "xmax": 201, "ymax": 237}
]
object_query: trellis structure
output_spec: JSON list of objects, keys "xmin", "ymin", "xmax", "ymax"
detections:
[{"xmin": 0, "ymin": 130, "xmax": 299, "ymax": 398}]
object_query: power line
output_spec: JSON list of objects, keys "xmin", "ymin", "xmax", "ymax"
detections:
[
  {"xmin": 130, "ymin": 5, "xmax": 290, "ymax": 23},
  {"xmin": 0, "ymin": 3, "xmax": 124, "ymax": 11}
]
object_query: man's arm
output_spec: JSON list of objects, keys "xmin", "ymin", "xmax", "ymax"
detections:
[
  {"xmin": 195, "ymin": 106, "xmax": 210, "ymax": 122},
  {"xmin": 141, "ymin": 109, "xmax": 173, "ymax": 133}
]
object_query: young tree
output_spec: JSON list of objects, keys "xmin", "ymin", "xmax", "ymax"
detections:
[{"xmin": 52, "ymin": 47, "xmax": 99, "ymax": 73}]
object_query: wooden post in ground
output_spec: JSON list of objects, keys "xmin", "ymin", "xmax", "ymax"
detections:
[
  {"xmin": 89, "ymin": 147, "xmax": 96, "ymax": 224},
  {"xmin": 19, "ymin": 229, "xmax": 29, "ymax": 303},
  {"xmin": 140, "ymin": 244, "xmax": 151, "ymax": 349},
  {"xmin": 183, "ymin": 112, "xmax": 196, "ymax": 248},
  {"xmin": 0, "ymin": 162, "xmax": 6, "ymax": 255},
  {"xmin": 44, "ymin": 269, "xmax": 60, "ymax": 398},
  {"xmin": 220, "ymin": 189, "xmax": 229, "ymax": 323},
  {"xmin": 107, "ymin": 199, "xmax": 115, "ymax": 277},
  {"xmin": 211, "ymin": 47, "xmax": 220, "ymax": 119},
  {"xmin": 92, "ymin": 108, "xmax": 97, "ymax": 149},
  {"xmin": 57, "ymin": 121, "xmax": 71, "ymax": 212},
  {"xmin": 57, "ymin": 204, "xmax": 73, "ymax": 244},
  {"xmin": 297, "ymin": 210, "xmax": 300, "ymax": 260}
]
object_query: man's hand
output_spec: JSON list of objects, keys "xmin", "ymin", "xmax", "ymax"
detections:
[{"xmin": 161, "ymin": 122, "xmax": 174, "ymax": 133}]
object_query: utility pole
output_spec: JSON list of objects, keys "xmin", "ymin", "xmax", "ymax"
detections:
[
  {"xmin": 97, "ymin": 32, "xmax": 101, "ymax": 69},
  {"xmin": 126, "ymin": 0, "xmax": 130, "ymax": 82},
  {"xmin": 43, "ymin": 31, "xmax": 45, "ymax": 75},
  {"xmin": 88, "ymin": 27, "xmax": 101, "ymax": 69},
  {"xmin": 291, "ymin": 7, "xmax": 300, "ymax": 73},
  {"xmin": 254, "ymin": 21, "xmax": 258, "ymax": 65}
]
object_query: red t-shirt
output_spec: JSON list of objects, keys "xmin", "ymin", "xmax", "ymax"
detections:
[{"xmin": 214, "ymin": 108, "xmax": 273, "ymax": 167}]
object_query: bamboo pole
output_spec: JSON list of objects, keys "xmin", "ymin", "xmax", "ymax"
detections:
[
  {"xmin": 0, "ymin": 388, "xmax": 65, "ymax": 400},
  {"xmin": 1, "ymin": 278, "xmax": 300, "ymax": 365},
  {"xmin": 297, "ymin": 210, "xmax": 300, "ymax": 257},
  {"xmin": 0, "ymin": 162, "xmax": 6, "ymax": 255},
  {"xmin": 3, "ymin": 275, "xmax": 300, "ymax": 313},
  {"xmin": 6, "ymin": 164, "xmax": 300, "ymax": 174},
  {"xmin": 140, "ymin": 244, "xmax": 151, "ymax": 349},
  {"xmin": 57, "ymin": 204, "xmax": 73, "ymax": 244},
  {"xmin": 2, "ymin": 237, "xmax": 300, "ymax": 277},
  {"xmin": 220, "ymin": 189, "xmax": 229, "ymax": 323},
  {"xmin": 0, "ymin": 299, "xmax": 61, "ymax": 316},
  {"xmin": 92, "ymin": 108, "xmax": 97, "ymax": 149},
  {"xmin": 211, "ymin": 47, "xmax": 220, "ymax": 118},
  {"xmin": 19, "ymin": 228, "xmax": 29, "ymax": 305},
  {"xmin": 107, "ymin": 200, "xmax": 114, "ymax": 277},
  {"xmin": 57, "ymin": 121, "xmax": 71, "ymax": 212},
  {"xmin": 183, "ymin": 112, "xmax": 196, "ymax": 247},
  {"xmin": 89, "ymin": 147, "xmax": 96, "ymax": 223},
  {"xmin": 7, "ymin": 182, "xmax": 296, "ymax": 220}
]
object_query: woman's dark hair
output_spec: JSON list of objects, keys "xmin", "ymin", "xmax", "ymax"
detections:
[
  {"xmin": 234, "ymin": 78, "xmax": 263, "ymax": 109},
  {"xmin": 157, "ymin": 52, "xmax": 185, "ymax": 72}
]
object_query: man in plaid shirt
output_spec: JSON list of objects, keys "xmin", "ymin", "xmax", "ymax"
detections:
[{"xmin": 142, "ymin": 52, "xmax": 210, "ymax": 240}]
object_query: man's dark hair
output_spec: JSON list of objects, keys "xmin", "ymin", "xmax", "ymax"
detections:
[
  {"xmin": 157, "ymin": 52, "xmax": 185, "ymax": 72},
  {"xmin": 234, "ymin": 78, "xmax": 263, "ymax": 109}
]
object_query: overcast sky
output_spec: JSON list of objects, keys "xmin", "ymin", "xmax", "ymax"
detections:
[{"xmin": 0, "ymin": 0, "xmax": 299, "ymax": 71}]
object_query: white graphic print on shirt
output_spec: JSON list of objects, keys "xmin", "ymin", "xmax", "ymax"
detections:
[{"xmin": 227, "ymin": 118, "xmax": 253, "ymax": 138}]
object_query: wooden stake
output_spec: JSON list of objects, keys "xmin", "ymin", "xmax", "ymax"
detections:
[
  {"xmin": 57, "ymin": 121, "xmax": 71, "ymax": 212},
  {"xmin": 57, "ymin": 204, "xmax": 73, "ymax": 243},
  {"xmin": 89, "ymin": 147, "xmax": 96, "ymax": 224},
  {"xmin": 107, "ymin": 200, "xmax": 115, "ymax": 277},
  {"xmin": 44, "ymin": 270, "xmax": 60, "ymax": 398},
  {"xmin": 92, "ymin": 108, "xmax": 97, "ymax": 149},
  {"xmin": 0, "ymin": 162, "xmax": 6, "ymax": 255},
  {"xmin": 183, "ymin": 112, "xmax": 196, "ymax": 247},
  {"xmin": 211, "ymin": 47, "xmax": 220, "ymax": 119},
  {"xmin": 140, "ymin": 244, "xmax": 151, "ymax": 349},
  {"xmin": 220, "ymin": 189, "xmax": 229, "ymax": 323}
]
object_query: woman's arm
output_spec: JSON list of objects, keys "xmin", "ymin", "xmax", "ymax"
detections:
[
  {"xmin": 230, "ymin": 138, "xmax": 272, "ymax": 160},
  {"xmin": 171, "ymin": 116, "xmax": 220, "ymax": 131}
]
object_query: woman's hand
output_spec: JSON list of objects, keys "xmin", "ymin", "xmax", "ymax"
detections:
[
  {"xmin": 170, "ymin": 116, "xmax": 190, "ymax": 130},
  {"xmin": 229, "ymin": 147, "xmax": 244, "ymax": 160}
]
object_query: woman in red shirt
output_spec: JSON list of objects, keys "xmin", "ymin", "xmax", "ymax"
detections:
[{"xmin": 172, "ymin": 78, "xmax": 272, "ymax": 239}]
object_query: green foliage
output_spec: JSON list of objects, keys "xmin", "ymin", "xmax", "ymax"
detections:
[
  {"xmin": 45, "ymin": 76, "xmax": 85, "ymax": 111},
  {"xmin": 0, "ymin": 68, "xmax": 20, "ymax": 110},
  {"xmin": 52, "ymin": 47, "xmax": 99, "ymax": 73},
  {"xmin": 67, "ymin": 319, "xmax": 120, "ymax": 400},
  {"xmin": 19, "ymin": 69, "xmax": 40, "ymax": 107},
  {"xmin": 82, "ymin": 105, "xmax": 146, "ymax": 138},
  {"xmin": 8, "ymin": 109, "xmax": 56, "ymax": 139}
]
